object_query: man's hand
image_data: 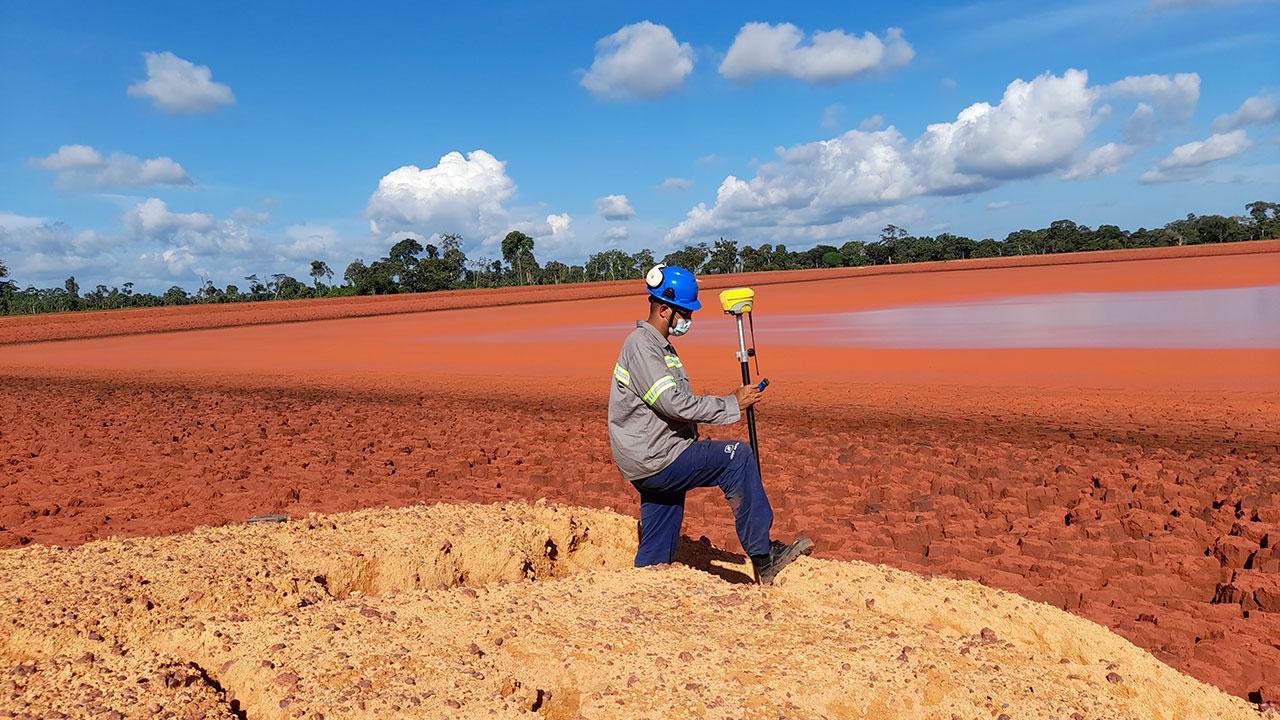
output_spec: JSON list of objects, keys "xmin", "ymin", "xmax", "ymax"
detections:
[{"xmin": 734, "ymin": 385, "xmax": 762, "ymax": 411}]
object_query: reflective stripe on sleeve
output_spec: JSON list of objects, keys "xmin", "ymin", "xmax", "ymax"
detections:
[
  {"xmin": 613, "ymin": 364, "xmax": 631, "ymax": 386},
  {"xmin": 642, "ymin": 374, "xmax": 677, "ymax": 405},
  {"xmin": 663, "ymin": 354, "xmax": 683, "ymax": 368}
]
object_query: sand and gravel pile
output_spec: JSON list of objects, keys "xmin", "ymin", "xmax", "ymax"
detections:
[{"xmin": 0, "ymin": 501, "xmax": 1265, "ymax": 720}]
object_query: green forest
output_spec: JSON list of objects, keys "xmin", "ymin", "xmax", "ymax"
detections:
[{"xmin": 2, "ymin": 201, "xmax": 1277, "ymax": 316}]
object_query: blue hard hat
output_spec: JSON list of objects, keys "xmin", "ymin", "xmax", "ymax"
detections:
[{"xmin": 645, "ymin": 264, "xmax": 701, "ymax": 312}]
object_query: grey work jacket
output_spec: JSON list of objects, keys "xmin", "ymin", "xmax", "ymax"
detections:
[{"xmin": 608, "ymin": 321, "xmax": 741, "ymax": 482}]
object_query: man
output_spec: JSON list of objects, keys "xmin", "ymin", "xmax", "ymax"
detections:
[{"xmin": 607, "ymin": 264, "xmax": 813, "ymax": 585}]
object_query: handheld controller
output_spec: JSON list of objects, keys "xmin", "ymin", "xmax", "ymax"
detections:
[{"xmin": 756, "ymin": 378, "xmax": 770, "ymax": 392}]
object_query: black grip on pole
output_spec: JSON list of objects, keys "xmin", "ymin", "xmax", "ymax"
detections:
[{"xmin": 740, "ymin": 359, "xmax": 762, "ymax": 476}]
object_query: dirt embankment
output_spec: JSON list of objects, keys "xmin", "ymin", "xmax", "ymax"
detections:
[{"xmin": 0, "ymin": 502, "xmax": 1265, "ymax": 719}]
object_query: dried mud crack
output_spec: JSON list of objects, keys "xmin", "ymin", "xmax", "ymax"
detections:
[{"xmin": 0, "ymin": 502, "xmax": 1267, "ymax": 719}]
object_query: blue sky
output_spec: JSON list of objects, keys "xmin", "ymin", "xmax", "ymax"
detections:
[{"xmin": 1, "ymin": 0, "xmax": 1277, "ymax": 291}]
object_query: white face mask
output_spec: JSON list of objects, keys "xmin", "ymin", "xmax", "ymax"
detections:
[{"xmin": 670, "ymin": 317, "xmax": 692, "ymax": 336}]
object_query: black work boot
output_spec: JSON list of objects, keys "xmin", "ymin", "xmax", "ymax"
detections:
[{"xmin": 751, "ymin": 537, "xmax": 814, "ymax": 585}]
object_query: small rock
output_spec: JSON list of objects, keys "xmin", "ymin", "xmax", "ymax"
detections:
[
  {"xmin": 1106, "ymin": 672, "xmax": 1122, "ymax": 684},
  {"xmin": 678, "ymin": 651, "xmax": 693, "ymax": 662},
  {"xmin": 980, "ymin": 627, "xmax": 997, "ymax": 643}
]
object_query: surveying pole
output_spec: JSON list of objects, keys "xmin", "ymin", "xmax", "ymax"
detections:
[{"xmin": 719, "ymin": 288, "xmax": 766, "ymax": 476}]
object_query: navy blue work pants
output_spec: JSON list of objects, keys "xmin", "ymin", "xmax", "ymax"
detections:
[{"xmin": 632, "ymin": 439, "xmax": 773, "ymax": 567}]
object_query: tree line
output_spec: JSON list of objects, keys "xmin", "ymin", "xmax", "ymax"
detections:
[{"xmin": 2, "ymin": 201, "xmax": 1277, "ymax": 316}]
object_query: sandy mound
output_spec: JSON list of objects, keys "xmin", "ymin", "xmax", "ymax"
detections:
[{"xmin": 0, "ymin": 502, "xmax": 1263, "ymax": 719}]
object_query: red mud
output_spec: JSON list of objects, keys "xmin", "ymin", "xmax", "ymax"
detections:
[{"xmin": 1, "ymin": 241, "xmax": 1278, "ymax": 701}]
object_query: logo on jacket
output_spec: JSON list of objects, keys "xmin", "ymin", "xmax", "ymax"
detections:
[{"xmin": 724, "ymin": 442, "xmax": 739, "ymax": 460}]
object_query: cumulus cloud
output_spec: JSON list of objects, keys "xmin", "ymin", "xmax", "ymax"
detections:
[
  {"xmin": 366, "ymin": 150, "xmax": 516, "ymax": 243},
  {"xmin": 123, "ymin": 198, "xmax": 215, "ymax": 239},
  {"xmin": 659, "ymin": 177, "xmax": 692, "ymax": 191},
  {"xmin": 1212, "ymin": 94, "xmax": 1280, "ymax": 132},
  {"xmin": 1140, "ymin": 129, "xmax": 1252, "ymax": 183},
  {"xmin": 2, "ymin": 202, "xmax": 351, "ymax": 290},
  {"xmin": 546, "ymin": 213, "xmax": 573, "ymax": 239},
  {"xmin": 604, "ymin": 225, "xmax": 629, "ymax": 242},
  {"xmin": 31, "ymin": 144, "xmax": 191, "ymax": 189},
  {"xmin": 120, "ymin": 198, "xmax": 255, "ymax": 266},
  {"xmin": 0, "ymin": 213, "xmax": 106, "ymax": 279},
  {"xmin": 1124, "ymin": 103, "xmax": 1159, "ymax": 146},
  {"xmin": 1062, "ymin": 142, "xmax": 1137, "ymax": 180},
  {"xmin": 594, "ymin": 194, "xmax": 636, "ymax": 221},
  {"xmin": 580, "ymin": 22, "xmax": 694, "ymax": 100},
  {"xmin": 127, "ymin": 51, "xmax": 234, "ymax": 114},
  {"xmin": 667, "ymin": 69, "xmax": 1109, "ymax": 243},
  {"xmin": 858, "ymin": 114, "xmax": 885, "ymax": 131},
  {"xmin": 1103, "ymin": 73, "xmax": 1199, "ymax": 121},
  {"xmin": 720, "ymin": 23, "xmax": 914, "ymax": 84}
]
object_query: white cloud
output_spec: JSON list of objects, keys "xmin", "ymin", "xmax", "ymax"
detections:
[
  {"xmin": 1062, "ymin": 142, "xmax": 1137, "ymax": 180},
  {"xmin": 986, "ymin": 200, "xmax": 1015, "ymax": 210},
  {"xmin": 659, "ymin": 177, "xmax": 692, "ymax": 191},
  {"xmin": 1140, "ymin": 129, "xmax": 1252, "ymax": 183},
  {"xmin": 34, "ymin": 144, "xmax": 103, "ymax": 171},
  {"xmin": 1212, "ymin": 94, "xmax": 1280, "ymax": 132},
  {"xmin": 580, "ymin": 22, "xmax": 693, "ymax": 100},
  {"xmin": 138, "ymin": 246, "xmax": 199, "ymax": 276},
  {"xmin": 912, "ymin": 68, "xmax": 1099, "ymax": 186},
  {"xmin": 32, "ymin": 144, "xmax": 191, "ymax": 189},
  {"xmin": 821, "ymin": 104, "xmax": 845, "ymax": 129},
  {"xmin": 941, "ymin": 77, "xmax": 957, "ymax": 91},
  {"xmin": 0, "ymin": 213, "xmax": 111, "ymax": 280},
  {"xmin": 1124, "ymin": 103, "xmax": 1159, "ymax": 145},
  {"xmin": 546, "ymin": 213, "xmax": 573, "ymax": 239},
  {"xmin": 1098, "ymin": 73, "xmax": 1200, "ymax": 146},
  {"xmin": 123, "ymin": 198, "xmax": 214, "ymax": 239},
  {"xmin": 520, "ymin": 212, "xmax": 575, "ymax": 257},
  {"xmin": 858, "ymin": 114, "xmax": 885, "ymax": 131},
  {"xmin": 120, "ymin": 198, "xmax": 254, "ymax": 263},
  {"xmin": 0, "ymin": 211, "xmax": 47, "ymax": 231},
  {"xmin": 604, "ymin": 225, "xmax": 629, "ymax": 242},
  {"xmin": 594, "ymin": 194, "xmax": 636, "ymax": 221},
  {"xmin": 127, "ymin": 51, "xmax": 234, "ymax": 114},
  {"xmin": 366, "ymin": 150, "xmax": 516, "ymax": 243},
  {"xmin": 695, "ymin": 154, "xmax": 723, "ymax": 167},
  {"xmin": 668, "ymin": 69, "xmax": 1106, "ymax": 243},
  {"xmin": 1103, "ymin": 72, "xmax": 1200, "ymax": 121},
  {"xmin": 720, "ymin": 23, "xmax": 914, "ymax": 84}
]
